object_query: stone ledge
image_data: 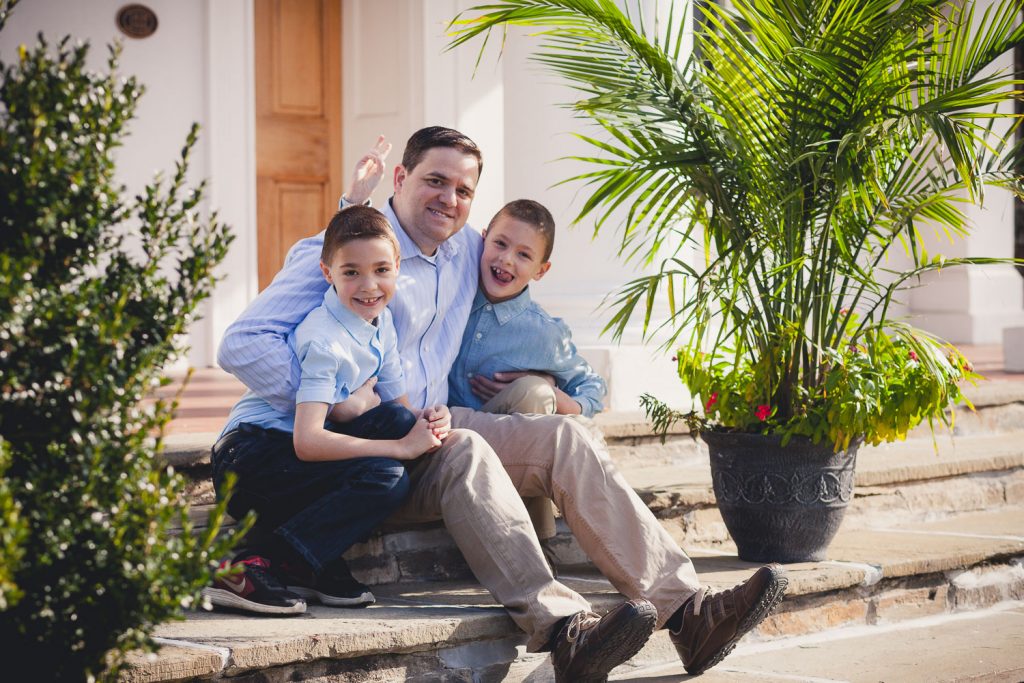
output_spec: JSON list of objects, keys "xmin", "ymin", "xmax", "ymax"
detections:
[{"xmin": 963, "ymin": 378, "xmax": 1024, "ymax": 407}]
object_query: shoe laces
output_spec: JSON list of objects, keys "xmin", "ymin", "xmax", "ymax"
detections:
[
  {"xmin": 691, "ymin": 587, "xmax": 710, "ymax": 617},
  {"xmin": 564, "ymin": 610, "xmax": 601, "ymax": 658},
  {"xmin": 237, "ymin": 555, "xmax": 286, "ymax": 589}
]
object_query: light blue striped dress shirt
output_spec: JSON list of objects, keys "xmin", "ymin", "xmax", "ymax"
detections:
[
  {"xmin": 217, "ymin": 199, "xmax": 482, "ymax": 412},
  {"xmin": 219, "ymin": 289, "xmax": 404, "ymax": 436}
]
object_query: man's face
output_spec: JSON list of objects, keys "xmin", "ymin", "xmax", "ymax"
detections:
[{"xmin": 392, "ymin": 147, "xmax": 479, "ymax": 255}]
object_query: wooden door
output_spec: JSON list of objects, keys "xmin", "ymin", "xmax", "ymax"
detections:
[{"xmin": 255, "ymin": 0, "xmax": 342, "ymax": 290}]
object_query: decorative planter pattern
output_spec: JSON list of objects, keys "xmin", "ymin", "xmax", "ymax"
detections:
[{"xmin": 702, "ymin": 430, "xmax": 858, "ymax": 563}]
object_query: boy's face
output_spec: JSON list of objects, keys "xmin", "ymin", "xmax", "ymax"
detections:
[
  {"xmin": 320, "ymin": 237, "xmax": 399, "ymax": 322},
  {"xmin": 479, "ymin": 215, "xmax": 551, "ymax": 304}
]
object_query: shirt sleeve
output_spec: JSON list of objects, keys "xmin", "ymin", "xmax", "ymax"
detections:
[
  {"xmin": 216, "ymin": 235, "xmax": 329, "ymax": 413},
  {"xmin": 375, "ymin": 313, "xmax": 407, "ymax": 402},
  {"xmin": 295, "ymin": 340, "xmax": 354, "ymax": 405},
  {"xmin": 547, "ymin": 318, "xmax": 608, "ymax": 417}
]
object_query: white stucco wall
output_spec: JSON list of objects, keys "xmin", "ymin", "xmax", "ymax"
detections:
[{"xmin": 4, "ymin": 0, "xmax": 1019, "ymax": 410}]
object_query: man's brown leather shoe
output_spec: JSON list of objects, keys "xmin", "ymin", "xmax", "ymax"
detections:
[
  {"xmin": 670, "ymin": 564, "xmax": 787, "ymax": 675},
  {"xmin": 550, "ymin": 598, "xmax": 658, "ymax": 683}
]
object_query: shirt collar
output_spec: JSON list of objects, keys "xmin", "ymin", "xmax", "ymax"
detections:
[
  {"xmin": 473, "ymin": 286, "xmax": 532, "ymax": 326},
  {"xmin": 321, "ymin": 287, "xmax": 378, "ymax": 345},
  {"xmin": 384, "ymin": 198, "xmax": 460, "ymax": 263}
]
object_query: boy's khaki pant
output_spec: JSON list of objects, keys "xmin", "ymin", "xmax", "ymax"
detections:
[{"xmin": 386, "ymin": 404, "xmax": 702, "ymax": 652}]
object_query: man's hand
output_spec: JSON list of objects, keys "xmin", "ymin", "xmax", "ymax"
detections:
[
  {"xmin": 468, "ymin": 371, "xmax": 554, "ymax": 401},
  {"xmin": 328, "ymin": 377, "xmax": 381, "ymax": 423},
  {"xmin": 469, "ymin": 371, "xmax": 581, "ymax": 415},
  {"xmin": 343, "ymin": 135, "xmax": 392, "ymax": 205}
]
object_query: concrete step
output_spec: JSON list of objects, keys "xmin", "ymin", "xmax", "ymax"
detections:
[
  {"xmin": 121, "ymin": 506, "xmax": 1024, "ymax": 682},
  {"xmin": 613, "ymin": 601, "xmax": 1024, "ymax": 682}
]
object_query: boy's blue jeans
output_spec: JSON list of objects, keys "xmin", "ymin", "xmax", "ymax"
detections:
[{"xmin": 210, "ymin": 402, "xmax": 415, "ymax": 574}]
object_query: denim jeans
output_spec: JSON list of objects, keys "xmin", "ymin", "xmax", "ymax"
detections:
[{"xmin": 211, "ymin": 402, "xmax": 415, "ymax": 573}]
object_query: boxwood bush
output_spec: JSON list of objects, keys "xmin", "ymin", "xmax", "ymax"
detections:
[{"xmin": 0, "ymin": 5, "xmax": 244, "ymax": 680}]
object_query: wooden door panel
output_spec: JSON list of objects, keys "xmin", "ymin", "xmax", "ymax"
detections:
[
  {"xmin": 255, "ymin": 0, "xmax": 341, "ymax": 291},
  {"xmin": 273, "ymin": 1, "xmax": 324, "ymax": 114},
  {"xmin": 255, "ymin": 118, "xmax": 331, "ymax": 178}
]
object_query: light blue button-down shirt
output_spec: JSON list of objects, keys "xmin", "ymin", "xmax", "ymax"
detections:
[
  {"xmin": 448, "ymin": 288, "xmax": 607, "ymax": 417},
  {"xmin": 220, "ymin": 288, "xmax": 405, "ymax": 436},
  {"xmin": 217, "ymin": 199, "xmax": 481, "ymax": 412}
]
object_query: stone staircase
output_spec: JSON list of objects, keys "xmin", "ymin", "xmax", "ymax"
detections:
[{"xmin": 121, "ymin": 379, "xmax": 1024, "ymax": 682}]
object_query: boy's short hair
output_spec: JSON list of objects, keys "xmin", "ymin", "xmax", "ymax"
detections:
[
  {"xmin": 488, "ymin": 199, "xmax": 556, "ymax": 261},
  {"xmin": 321, "ymin": 206, "xmax": 400, "ymax": 264},
  {"xmin": 402, "ymin": 126, "xmax": 483, "ymax": 177}
]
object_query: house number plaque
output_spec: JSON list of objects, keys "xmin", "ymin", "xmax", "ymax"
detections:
[{"xmin": 116, "ymin": 4, "xmax": 158, "ymax": 39}]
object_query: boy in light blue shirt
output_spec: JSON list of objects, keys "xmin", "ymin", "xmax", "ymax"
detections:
[
  {"xmin": 206, "ymin": 206, "xmax": 449, "ymax": 616},
  {"xmin": 448, "ymin": 199, "xmax": 607, "ymax": 419}
]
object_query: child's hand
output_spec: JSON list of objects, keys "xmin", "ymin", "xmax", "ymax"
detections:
[
  {"xmin": 343, "ymin": 135, "xmax": 392, "ymax": 205},
  {"xmin": 398, "ymin": 417, "xmax": 442, "ymax": 459},
  {"xmin": 328, "ymin": 377, "xmax": 380, "ymax": 423},
  {"xmin": 422, "ymin": 404, "xmax": 451, "ymax": 441}
]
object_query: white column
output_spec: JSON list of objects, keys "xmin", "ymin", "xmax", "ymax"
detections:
[
  {"xmin": 199, "ymin": 0, "xmax": 258, "ymax": 369},
  {"xmin": 908, "ymin": 6, "xmax": 1024, "ymax": 345}
]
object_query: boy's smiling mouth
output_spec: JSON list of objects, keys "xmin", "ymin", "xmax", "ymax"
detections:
[
  {"xmin": 353, "ymin": 295, "xmax": 384, "ymax": 307},
  {"xmin": 489, "ymin": 266, "xmax": 515, "ymax": 284}
]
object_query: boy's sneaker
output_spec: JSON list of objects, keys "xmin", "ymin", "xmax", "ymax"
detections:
[
  {"xmin": 282, "ymin": 557, "xmax": 375, "ymax": 607},
  {"xmin": 202, "ymin": 555, "xmax": 306, "ymax": 615}
]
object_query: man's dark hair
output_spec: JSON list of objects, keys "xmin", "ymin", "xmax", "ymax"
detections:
[
  {"xmin": 488, "ymin": 199, "xmax": 556, "ymax": 261},
  {"xmin": 321, "ymin": 206, "xmax": 400, "ymax": 263},
  {"xmin": 401, "ymin": 126, "xmax": 483, "ymax": 176}
]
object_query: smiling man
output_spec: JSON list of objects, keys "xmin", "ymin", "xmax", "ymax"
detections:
[{"xmin": 218, "ymin": 127, "xmax": 787, "ymax": 680}]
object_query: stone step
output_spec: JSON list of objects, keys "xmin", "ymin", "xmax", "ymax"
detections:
[
  {"xmin": 177, "ymin": 430, "xmax": 1024, "ymax": 585},
  {"xmin": 121, "ymin": 506, "xmax": 1024, "ymax": 682},
  {"xmin": 158, "ymin": 378, "xmax": 1024, "ymax": 472}
]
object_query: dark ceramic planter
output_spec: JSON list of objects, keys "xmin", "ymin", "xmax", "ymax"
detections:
[{"xmin": 702, "ymin": 430, "xmax": 858, "ymax": 563}]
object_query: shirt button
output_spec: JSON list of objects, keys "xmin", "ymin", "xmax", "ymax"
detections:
[
  {"xmin": 475, "ymin": 333, "xmax": 482, "ymax": 340},
  {"xmin": 466, "ymin": 373, "xmax": 473, "ymax": 378},
  {"xmin": 485, "ymin": 305, "xmax": 492, "ymax": 311}
]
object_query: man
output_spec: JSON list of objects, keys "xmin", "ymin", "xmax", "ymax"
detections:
[{"xmin": 219, "ymin": 127, "xmax": 787, "ymax": 679}]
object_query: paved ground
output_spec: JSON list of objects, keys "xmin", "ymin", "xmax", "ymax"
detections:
[{"xmin": 610, "ymin": 602, "xmax": 1024, "ymax": 682}]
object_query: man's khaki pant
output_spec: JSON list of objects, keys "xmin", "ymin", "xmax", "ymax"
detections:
[
  {"xmin": 480, "ymin": 375, "xmax": 559, "ymax": 540},
  {"xmin": 387, "ymin": 403, "xmax": 702, "ymax": 651}
]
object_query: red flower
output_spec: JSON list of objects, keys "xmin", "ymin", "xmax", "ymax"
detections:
[
  {"xmin": 755, "ymin": 404, "xmax": 770, "ymax": 421},
  {"xmin": 704, "ymin": 392, "xmax": 718, "ymax": 413},
  {"xmin": 908, "ymin": 350, "xmax": 919, "ymax": 362}
]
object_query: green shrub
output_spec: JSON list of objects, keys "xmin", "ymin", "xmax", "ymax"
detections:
[{"xmin": 0, "ymin": 7, "xmax": 244, "ymax": 681}]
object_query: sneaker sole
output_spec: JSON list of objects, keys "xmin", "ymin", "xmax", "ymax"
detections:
[
  {"xmin": 287, "ymin": 585, "xmax": 375, "ymax": 607},
  {"xmin": 557, "ymin": 600, "xmax": 658, "ymax": 683},
  {"xmin": 202, "ymin": 587, "xmax": 306, "ymax": 615},
  {"xmin": 685, "ymin": 565, "xmax": 789, "ymax": 675}
]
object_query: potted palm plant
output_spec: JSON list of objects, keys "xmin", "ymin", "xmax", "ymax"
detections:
[{"xmin": 449, "ymin": 0, "xmax": 1024, "ymax": 562}]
